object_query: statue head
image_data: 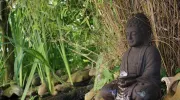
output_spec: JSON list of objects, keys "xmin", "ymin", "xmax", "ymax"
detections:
[{"xmin": 126, "ymin": 13, "xmax": 152, "ymax": 47}]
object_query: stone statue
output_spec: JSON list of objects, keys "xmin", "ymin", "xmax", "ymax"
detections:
[{"xmin": 100, "ymin": 13, "xmax": 161, "ymax": 100}]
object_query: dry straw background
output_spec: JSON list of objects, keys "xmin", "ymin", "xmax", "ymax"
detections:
[{"xmin": 94, "ymin": 0, "xmax": 180, "ymax": 76}]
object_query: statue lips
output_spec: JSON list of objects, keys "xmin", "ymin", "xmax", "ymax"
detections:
[{"xmin": 128, "ymin": 40, "xmax": 134, "ymax": 46}]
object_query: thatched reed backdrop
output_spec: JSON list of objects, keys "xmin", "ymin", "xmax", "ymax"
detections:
[{"xmin": 93, "ymin": 0, "xmax": 180, "ymax": 76}]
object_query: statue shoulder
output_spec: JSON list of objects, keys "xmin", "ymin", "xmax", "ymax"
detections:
[
  {"xmin": 146, "ymin": 45, "xmax": 160, "ymax": 53},
  {"xmin": 145, "ymin": 45, "xmax": 161, "ymax": 59},
  {"xmin": 122, "ymin": 48, "xmax": 131, "ymax": 59}
]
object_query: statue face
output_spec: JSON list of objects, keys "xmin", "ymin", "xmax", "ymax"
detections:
[{"xmin": 126, "ymin": 27, "xmax": 144, "ymax": 47}]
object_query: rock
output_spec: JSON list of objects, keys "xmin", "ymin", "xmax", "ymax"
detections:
[
  {"xmin": 85, "ymin": 89, "xmax": 96, "ymax": 100},
  {"xmin": 161, "ymin": 73, "xmax": 180, "ymax": 93},
  {"xmin": 38, "ymin": 83, "xmax": 48, "ymax": 96},
  {"xmin": 2, "ymin": 85, "xmax": 23, "ymax": 98},
  {"xmin": 84, "ymin": 65, "xmax": 91, "ymax": 70},
  {"xmin": 85, "ymin": 89, "xmax": 104, "ymax": 100},
  {"xmin": 56, "ymin": 75, "xmax": 68, "ymax": 82},
  {"xmin": 51, "ymin": 90, "xmax": 58, "ymax": 96},
  {"xmin": 54, "ymin": 83, "xmax": 71, "ymax": 92},
  {"xmin": 89, "ymin": 68, "xmax": 96, "ymax": 76},
  {"xmin": 61, "ymin": 75, "xmax": 68, "ymax": 81},
  {"xmin": 56, "ymin": 69, "xmax": 64, "ymax": 77},
  {"xmin": 67, "ymin": 69, "xmax": 90, "ymax": 83},
  {"xmin": 32, "ymin": 74, "xmax": 41, "ymax": 86},
  {"xmin": 53, "ymin": 74, "xmax": 68, "ymax": 85},
  {"xmin": 163, "ymin": 82, "xmax": 180, "ymax": 100},
  {"xmin": 162, "ymin": 73, "xmax": 180, "ymax": 100},
  {"xmin": 27, "ymin": 87, "xmax": 37, "ymax": 96}
]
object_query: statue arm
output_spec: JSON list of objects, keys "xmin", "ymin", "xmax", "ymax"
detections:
[
  {"xmin": 118, "ymin": 51, "xmax": 137, "ymax": 87},
  {"xmin": 137, "ymin": 46, "xmax": 161, "ymax": 84}
]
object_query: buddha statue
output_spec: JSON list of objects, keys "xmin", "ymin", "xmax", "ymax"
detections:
[{"xmin": 100, "ymin": 13, "xmax": 161, "ymax": 100}]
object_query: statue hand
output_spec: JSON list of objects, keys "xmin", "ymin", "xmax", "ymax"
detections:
[{"xmin": 119, "ymin": 79, "xmax": 137, "ymax": 88}]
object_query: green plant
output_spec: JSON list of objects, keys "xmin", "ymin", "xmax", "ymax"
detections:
[
  {"xmin": 5, "ymin": 0, "xmax": 100, "ymax": 99},
  {"xmin": 93, "ymin": 54, "xmax": 114, "ymax": 91}
]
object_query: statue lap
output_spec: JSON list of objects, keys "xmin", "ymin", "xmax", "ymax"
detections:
[{"xmin": 100, "ymin": 78, "xmax": 160, "ymax": 100}]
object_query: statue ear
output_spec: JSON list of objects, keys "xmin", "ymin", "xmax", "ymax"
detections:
[
  {"xmin": 145, "ymin": 31, "xmax": 152, "ymax": 45},
  {"xmin": 139, "ymin": 27, "xmax": 151, "ymax": 45}
]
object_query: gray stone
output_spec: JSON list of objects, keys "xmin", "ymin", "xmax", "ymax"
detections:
[{"xmin": 100, "ymin": 13, "xmax": 161, "ymax": 100}]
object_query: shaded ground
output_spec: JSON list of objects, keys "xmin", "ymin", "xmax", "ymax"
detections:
[{"xmin": 42, "ymin": 84, "xmax": 93, "ymax": 100}]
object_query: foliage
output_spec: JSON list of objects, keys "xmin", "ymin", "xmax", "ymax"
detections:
[
  {"xmin": 0, "ymin": 0, "xmax": 100, "ymax": 99},
  {"xmin": 93, "ymin": 54, "xmax": 114, "ymax": 90},
  {"xmin": 0, "ymin": 0, "xmax": 179, "ymax": 99}
]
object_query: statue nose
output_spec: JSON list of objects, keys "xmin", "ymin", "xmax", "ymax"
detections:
[{"xmin": 128, "ymin": 34, "xmax": 132, "ymax": 40}]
